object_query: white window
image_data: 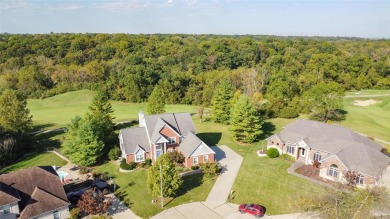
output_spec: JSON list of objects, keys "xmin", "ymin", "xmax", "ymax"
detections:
[
  {"xmin": 53, "ymin": 211, "xmax": 60, "ymax": 219},
  {"xmin": 136, "ymin": 152, "xmax": 145, "ymax": 162},
  {"xmin": 313, "ymin": 152, "xmax": 321, "ymax": 161},
  {"xmin": 168, "ymin": 137, "xmax": 176, "ymax": 145},
  {"xmin": 328, "ymin": 164, "xmax": 339, "ymax": 178},
  {"xmin": 356, "ymin": 175, "xmax": 364, "ymax": 185},
  {"xmin": 193, "ymin": 157, "xmax": 198, "ymax": 165},
  {"xmin": 3, "ymin": 204, "xmax": 10, "ymax": 214},
  {"xmin": 155, "ymin": 144, "xmax": 162, "ymax": 150},
  {"xmin": 203, "ymin": 155, "xmax": 209, "ymax": 162},
  {"xmin": 287, "ymin": 144, "xmax": 295, "ymax": 154}
]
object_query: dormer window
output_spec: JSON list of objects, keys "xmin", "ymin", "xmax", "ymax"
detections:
[{"xmin": 168, "ymin": 137, "xmax": 176, "ymax": 145}]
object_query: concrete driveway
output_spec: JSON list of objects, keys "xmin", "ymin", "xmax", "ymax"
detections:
[
  {"xmin": 205, "ymin": 145, "xmax": 244, "ymax": 209},
  {"xmin": 107, "ymin": 194, "xmax": 141, "ymax": 219}
]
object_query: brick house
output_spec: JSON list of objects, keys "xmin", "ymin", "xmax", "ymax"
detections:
[
  {"xmin": 119, "ymin": 111, "xmax": 215, "ymax": 168},
  {"xmin": 0, "ymin": 166, "xmax": 70, "ymax": 219},
  {"xmin": 266, "ymin": 119, "xmax": 390, "ymax": 187}
]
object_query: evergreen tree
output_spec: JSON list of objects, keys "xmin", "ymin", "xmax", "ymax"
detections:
[
  {"xmin": 146, "ymin": 154, "xmax": 183, "ymax": 198},
  {"xmin": 211, "ymin": 80, "xmax": 234, "ymax": 124},
  {"xmin": 62, "ymin": 116, "xmax": 104, "ymax": 166},
  {"xmin": 0, "ymin": 89, "xmax": 32, "ymax": 134},
  {"xmin": 86, "ymin": 91, "xmax": 115, "ymax": 145},
  {"xmin": 230, "ymin": 95, "xmax": 263, "ymax": 143},
  {"xmin": 147, "ymin": 86, "xmax": 166, "ymax": 114}
]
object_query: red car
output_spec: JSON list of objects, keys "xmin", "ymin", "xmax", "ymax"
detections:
[{"xmin": 238, "ymin": 204, "xmax": 265, "ymax": 218}]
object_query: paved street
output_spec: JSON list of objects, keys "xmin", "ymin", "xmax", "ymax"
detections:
[{"xmin": 108, "ymin": 194, "xmax": 142, "ymax": 219}]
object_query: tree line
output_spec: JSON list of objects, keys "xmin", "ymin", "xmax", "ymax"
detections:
[{"xmin": 0, "ymin": 34, "xmax": 389, "ymax": 108}]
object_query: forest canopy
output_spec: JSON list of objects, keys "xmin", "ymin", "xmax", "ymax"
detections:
[{"xmin": 0, "ymin": 34, "xmax": 389, "ymax": 111}]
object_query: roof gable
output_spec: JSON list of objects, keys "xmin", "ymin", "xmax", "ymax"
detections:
[
  {"xmin": 0, "ymin": 183, "xmax": 20, "ymax": 206},
  {"xmin": 19, "ymin": 187, "xmax": 68, "ymax": 219},
  {"xmin": 120, "ymin": 127, "xmax": 150, "ymax": 154},
  {"xmin": 0, "ymin": 166, "xmax": 69, "ymax": 218},
  {"xmin": 189, "ymin": 142, "xmax": 215, "ymax": 157},
  {"xmin": 180, "ymin": 132, "xmax": 214, "ymax": 157}
]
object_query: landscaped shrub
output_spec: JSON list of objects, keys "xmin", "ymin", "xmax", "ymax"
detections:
[
  {"xmin": 167, "ymin": 151, "xmax": 185, "ymax": 164},
  {"xmin": 108, "ymin": 147, "xmax": 121, "ymax": 161},
  {"xmin": 280, "ymin": 153, "xmax": 295, "ymax": 162},
  {"xmin": 266, "ymin": 148, "xmax": 279, "ymax": 158},
  {"xmin": 191, "ymin": 165, "xmax": 200, "ymax": 170},
  {"xmin": 120, "ymin": 159, "xmax": 137, "ymax": 170},
  {"xmin": 69, "ymin": 207, "xmax": 81, "ymax": 219},
  {"xmin": 200, "ymin": 163, "xmax": 221, "ymax": 175},
  {"xmin": 92, "ymin": 170, "xmax": 101, "ymax": 178},
  {"xmin": 145, "ymin": 158, "xmax": 152, "ymax": 166},
  {"xmin": 79, "ymin": 166, "xmax": 92, "ymax": 174}
]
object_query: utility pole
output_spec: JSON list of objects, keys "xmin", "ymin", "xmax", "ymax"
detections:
[{"xmin": 160, "ymin": 164, "xmax": 164, "ymax": 208}]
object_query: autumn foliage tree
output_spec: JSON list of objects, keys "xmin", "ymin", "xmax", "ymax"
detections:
[{"xmin": 77, "ymin": 188, "xmax": 112, "ymax": 215}]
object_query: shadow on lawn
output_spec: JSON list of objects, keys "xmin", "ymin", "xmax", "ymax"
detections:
[
  {"xmin": 33, "ymin": 130, "xmax": 64, "ymax": 150},
  {"xmin": 32, "ymin": 123, "xmax": 57, "ymax": 131},
  {"xmin": 197, "ymin": 132, "xmax": 222, "ymax": 146},
  {"xmin": 164, "ymin": 173, "xmax": 204, "ymax": 207},
  {"xmin": 259, "ymin": 122, "xmax": 276, "ymax": 140}
]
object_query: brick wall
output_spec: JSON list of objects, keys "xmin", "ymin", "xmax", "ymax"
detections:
[
  {"xmin": 184, "ymin": 154, "xmax": 215, "ymax": 168},
  {"xmin": 126, "ymin": 152, "xmax": 150, "ymax": 163},
  {"xmin": 267, "ymin": 135, "xmax": 284, "ymax": 153},
  {"xmin": 320, "ymin": 156, "xmax": 348, "ymax": 182},
  {"xmin": 308, "ymin": 149, "xmax": 331, "ymax": 164},
  {"xmin": 160, "ymin": 127, "xmax": 180, "ymax": 146}
]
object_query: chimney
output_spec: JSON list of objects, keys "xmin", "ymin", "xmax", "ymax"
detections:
[{"xmin": 139, "ymin": 110, "xmax": 145, "ymax": 127}]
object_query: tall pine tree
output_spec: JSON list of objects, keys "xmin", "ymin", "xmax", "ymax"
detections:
[
  {"xmin": 230, "ymin": 95, "xmax": 263, "ymax": 143},
  {"xmin": 86, "ymin": 91, "xmax": 115, "ymax": 145},
  {"xmin": 211, "ymin": 80, "xmax": 234, "ymax": 124},
  {"xmin": 147, "ymin": 85, "xmax": 166, "ymax": 114}
]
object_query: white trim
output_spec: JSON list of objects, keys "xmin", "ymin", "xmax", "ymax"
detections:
[
  {"xmin": 155, "ymin": 136, "xmax": 169, "ymax": 143},
  {"xmin": 168, "ymin": 137, "xmax": 176, "ymax": 145},
  {"xmin": 320, "ymin": 155, "xmax": 349, "ymax": 171},
  {"xmin": 188, "ymin": 143, "xmax": 215, "ymax": 157},
  {"xmin": 193, "ymin": 156, "xmax": 198, "ymax": 165}
]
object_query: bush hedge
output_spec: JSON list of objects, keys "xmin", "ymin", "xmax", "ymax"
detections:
[
  {"xmin": 200, "ymin": 163, "xmax": 221, "ymax": 175},
  {"xmin": 69, "ymin": 208, "xmax": 81, "ymax": 219},
  {"xmin": 280, "ymin": 153, "xmax": 295, "ymax": 162},
  {"xmin": 266, "ymin": 148, "xmax": 279, "ymax": 158},
  {"xmin": 191, "ymin": 165, "xmax": 200, "ymax": 170},
  {"xmin": 108, "ymin": 147, "xmax": 121, "ymax": 161},
  {"xmin": 120, "ymin": 159, "xmax": 137, "ymax": 170}
]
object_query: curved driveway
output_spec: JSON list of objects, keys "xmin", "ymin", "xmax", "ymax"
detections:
[{"xmin": 151, "ymin": 145, "xmax": 244, "ymax": 219}]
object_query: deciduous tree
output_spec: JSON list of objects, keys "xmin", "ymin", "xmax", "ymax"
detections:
[
  {"xmin": 0, "ymin": 90, "xmax": 32, "ymax": 134},
  {"xmin": 77, "ymin": 188, "xmax": 112, "ymax": 215},
  {"xmin": 146, "ymin": 154, "xmax": 183, "ymax": 198}
]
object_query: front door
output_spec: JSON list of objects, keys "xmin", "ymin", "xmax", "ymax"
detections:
[{"xmin": 301, "ymin": 148, "xmax": 305, "ymax": 156}]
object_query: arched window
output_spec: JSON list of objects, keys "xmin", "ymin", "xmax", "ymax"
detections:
[{"xmin": 328, "ymin": 164, "xmax": 339, "ymax": 178}]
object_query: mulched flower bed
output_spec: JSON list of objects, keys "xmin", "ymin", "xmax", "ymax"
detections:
[{"xmin": 295, "ymin": 165, "xmax": 323, "ymax": 180}]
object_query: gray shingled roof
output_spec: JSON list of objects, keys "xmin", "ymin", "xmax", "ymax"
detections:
[
  {"xmin": 0, "ymin": 166, "xmax": 69, "ymax": 218},
  {"xmin": 277, "ymin": 119, "xmax": 390, "ymax": 177},
  {"xmin": 150, "ymin": 118, "xmax": 175, "ymax": 143},
  {"xmin": 279, "ymin": 119, "xmax": 383, "ymax": 153},
  {"xmin": 144, "ymin": 112, "xmax": 196, "ymax": 140},
  {"xmin": 180, "ymin": 132, "xmax": 214, "ymax": 157},
  {"xmin": 120, "ymin": 127, "xmax": 150, "ymax": 154}
]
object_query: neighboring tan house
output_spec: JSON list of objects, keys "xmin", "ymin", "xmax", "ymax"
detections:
[
  {"xmin": 0, "ymin": 166, "xmax": 70, "ymax": 219},
  {"xmin": 267, "ymin": 119, "xmax": 390, "ymax": 187},
  {"xmin": 119, "ymin": 111, "xmax": 215, "ymax": 168}
]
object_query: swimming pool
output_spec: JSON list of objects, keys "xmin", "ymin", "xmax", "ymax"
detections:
[{"xmin": 57, "ymin": 170, "xmax": 69, "ymax": 179}]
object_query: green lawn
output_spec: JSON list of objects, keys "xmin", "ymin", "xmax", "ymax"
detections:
[
  {"xmin": 98, "ymin": 162, "xmax": 216, "ymax": 219},
  {"xmin": 28, "ymin": 89, "xmax": 197, "ymax": 130},
  {"xmin": 0, "ymin": 152, "xmax": 67, "ymax": 173},
  {"xmin": 195, "ymin": 117, "xmax": 324, "ymax": 215},
  {"xmin": 345, "ymin": 89, "xmax": 390, "ymax": 96}
]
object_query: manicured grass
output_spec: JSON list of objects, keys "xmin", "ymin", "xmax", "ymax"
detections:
[
  {"xmin": 28, "ymin": 89, "xmax": 197, "ymax": 130},
  {"xmin": 98, "ymin": 162, "xmax": 216, "ymax": 219},
  {"xmin": 345, "ymin": 89, "xmax": 390, "ymax": 96},
  {"xmin": 0, "ymin": 152, "xmax": 67, "ymax": 173},
  {"xmin": 195, "ymin": 117, "xmax": 324, "ymax": 215},
  {"xmin": 337, "ymin": 95, "xmax": 390, "ymax": 142}
]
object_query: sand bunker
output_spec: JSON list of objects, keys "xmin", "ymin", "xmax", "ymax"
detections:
[{"xmin": 354, "ymin": 99, "xmax": 377, "ymax": 106}]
